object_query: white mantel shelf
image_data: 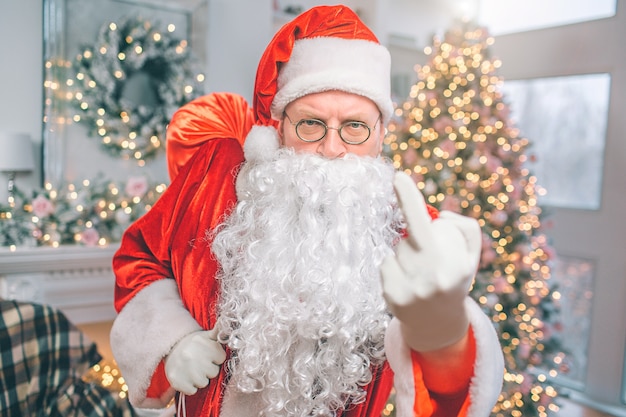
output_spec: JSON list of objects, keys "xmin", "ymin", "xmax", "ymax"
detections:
[{"xmin": 0, "ymin": 244, "xmax": 120, "ymax": 324}]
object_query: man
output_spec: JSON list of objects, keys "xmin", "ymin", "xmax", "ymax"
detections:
[{"xmin": 110, "ymin": 5, "xmax": 504, "ymax": 417}]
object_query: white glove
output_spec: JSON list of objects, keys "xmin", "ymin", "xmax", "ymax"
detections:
[
  {"xmin": 164, "ymin": 327, "xmax": 226, "ymax": 395},
  {"xmin": 381, "ymin": 172, "xmax": 481, "ymax": 352}
]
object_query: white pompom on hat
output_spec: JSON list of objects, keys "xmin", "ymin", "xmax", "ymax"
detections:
[{"xmin": 244, "ymin": 5, "xmax": 392, "ymax": 161}]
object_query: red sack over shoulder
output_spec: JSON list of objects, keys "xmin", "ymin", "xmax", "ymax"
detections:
[{"xmin": 166, "ymin": 92, "xmax": 254, "ymax": 181}]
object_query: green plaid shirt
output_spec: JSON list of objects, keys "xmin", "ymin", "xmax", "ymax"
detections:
[{"xmin": 0, "ymin": 299, "xmax": 134, "ymax": 417}]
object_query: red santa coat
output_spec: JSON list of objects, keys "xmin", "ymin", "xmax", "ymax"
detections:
[{"xmin": 110, "ymin": 93, "xmax": 504, "ymax": 417}]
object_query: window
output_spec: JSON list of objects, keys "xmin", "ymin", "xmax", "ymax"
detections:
[
  {"xmin": 477, "ymin": 0, "xmax": 617, "ymax": 35},
  {"xmin": 500, "ymin": 73, "xmax": 611, "ymax": 210},
  {"xmin": 550, "ymin": 255, "xmax": 595, "ymax": 388}
]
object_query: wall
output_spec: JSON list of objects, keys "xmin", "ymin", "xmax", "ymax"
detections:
[
  {"xmin": 0, "ymin": 2, "xmax": 43, "ymax": 202},
  {"xmin": 388, "ymin": 0, "xmax": 479, "ymax": 48},
  {"xmin": 206, "ymin": 0, "xmax": 272, "ymax": 103}
]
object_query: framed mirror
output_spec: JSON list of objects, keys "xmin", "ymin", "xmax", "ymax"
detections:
[{"xmin": 42, "ymin": 0, "xmax": 208, "ymax": 187}]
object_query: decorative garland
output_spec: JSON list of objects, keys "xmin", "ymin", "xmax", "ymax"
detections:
[
  {"xmin": 71, "ymin": 16, "xmax": 205, "ymax": 163},
  {"xmin": 0, "ymin": 176, "xmax": 166, "ymax": 249}
]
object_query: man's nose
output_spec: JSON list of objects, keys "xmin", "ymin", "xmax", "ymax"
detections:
[{"xmin": 316, "ymin": 128, "xmax": 346, "ymax": 158}]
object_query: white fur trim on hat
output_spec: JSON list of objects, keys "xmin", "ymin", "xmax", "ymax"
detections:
[{"xmin": 271, "ymin": 37, "xmax": 393, "ymax": 123}]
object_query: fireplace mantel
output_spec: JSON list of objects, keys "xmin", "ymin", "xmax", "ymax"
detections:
[{"xmin": 0, "ymin": 244, "xmax": 119, "ymax": 324}]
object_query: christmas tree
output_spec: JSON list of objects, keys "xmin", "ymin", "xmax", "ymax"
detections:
[{"xmin": 383, "ymin": 24, "xmax": 567, "ymax": 417}]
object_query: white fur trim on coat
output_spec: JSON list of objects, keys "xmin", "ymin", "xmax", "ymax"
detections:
[
  {"xmin": 271, "ymin": 37, "xmax": 393, "ymax": 123},
  {"xmin": 385, "ymin": 297, "xmax": 504, "ymax": 417},
  {"xmin": 110, "ymin": 279, "xmax": 202, "ymax": 408}
]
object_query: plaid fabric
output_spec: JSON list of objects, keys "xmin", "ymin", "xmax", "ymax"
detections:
[{"xmin": 0, "ymin": 299, "xmax": 135, "ymax": 417}]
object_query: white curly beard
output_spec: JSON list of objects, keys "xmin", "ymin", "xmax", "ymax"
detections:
[{"xmin": 212, "ymin": 149, "xmax": 403, "ymax": 417}]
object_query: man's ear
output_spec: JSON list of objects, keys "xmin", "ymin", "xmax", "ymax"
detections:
[
  {"xmin": 377, "ymin": 124, "xmax": 386, "ymax": 155},
  {"xmin": 277, "ymin": 119, "xmax": 286, "ymax": 145}
]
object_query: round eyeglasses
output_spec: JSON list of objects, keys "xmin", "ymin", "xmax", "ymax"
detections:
[{"xmin": 284, "ymin": 112, "xmax": 381, "ymax": 145}]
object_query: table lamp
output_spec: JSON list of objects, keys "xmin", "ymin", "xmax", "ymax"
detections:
[{"xmin": 0, "ymin": 132, "xmax": 36, "ymax": 206}]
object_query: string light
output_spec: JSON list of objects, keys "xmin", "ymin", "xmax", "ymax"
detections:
[{"xmin": 83, "ymin": 359, "xmax": 130, "ymax": 401}]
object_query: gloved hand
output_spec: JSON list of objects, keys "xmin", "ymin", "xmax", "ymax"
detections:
[
  {"xmin": 164, "ymin": 327, "xmax": 226, "ymax": 395},
  {"xmin": 381, "ymin": 172, "xmax": 481, "ymax": 352}
]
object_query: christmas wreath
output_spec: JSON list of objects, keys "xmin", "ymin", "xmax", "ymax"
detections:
[{"xmin": 71, "ymin": 16, "xmax": 205, "ymax": 163}]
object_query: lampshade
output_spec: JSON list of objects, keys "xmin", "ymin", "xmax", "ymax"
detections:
[{"xmin": 0, "ymin": 132, "xmax": 36, "ymax": 173}]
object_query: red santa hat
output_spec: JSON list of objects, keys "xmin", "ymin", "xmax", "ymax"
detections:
[{"xmin": 244, "ymin": 5, "xmax": 393, "ymax": 161}]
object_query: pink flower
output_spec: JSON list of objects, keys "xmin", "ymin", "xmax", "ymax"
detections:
[
  {"xmin": 478, "ymin": 106, "xmax": 492, "ymax": 119},
  {"xmin": 485, "ymin": 154, "xmax": 503, "ymax": 173},
  {"xmin": 497, "ymin": 105, "xmax": 510, "ymax": 120},
  {"xmin": 486, "ymin": 179, "xmax": 502, "ymax": 193},
  {"xmin": 509, "ymin": 182, "xmax": 523, "ymax": 201},
  {"xmin": 466, "ymin": 155, "xmax": 482, "ymax": 171},
  {"xmin": 80, "ymin": 228, "xmax": 100, "ymax": 246},
  {"xmin": 541, "ymin": 323, "xmax": 553, "ymax": 339},
  {"xmin": 410, "ymin": 172, "xmax": 424, "ymax": 184},
  {"xmin": 432, "ymin": 116, "xmax": 454, "ymax": 133},
  {"xmin": 464, "ymin": 178, "xmax": 478, "ymax": 191},
  {"xmin": 402, "ymin": 148, "xmax": 419, "ymax": 166},
  {"xmin": 425, "ymin": 91, "xmax": 438, "ymax": 101},
  {"xmin": 481, "ymin": 233, "xmax": 492, "ymax": 250},
  {"xmin": 518, "ymin": 340, "xmax": 531, "ymax": 360},
  {"xmin": 440, "ymin": 195, "xmax": 461, "ymax": 212},
  {"xmin": 480, "ymin": 247, "xmax": 497, "ymax": 269},
  {"xmin": 540, "ymin": 393, "xmax": 552, "ymax": 407},
  {"xmin": 530, "ymin": 351, "xmax": 543, "ymax": 365},
  {"xmin": 423, "ymin": 179, "xmax": 437, "ymax": 195},
  {"xmin": 484, "ymin": 293, "xmax": 499, "ymax": 308},
  {"xmin": 519, "ymin": 373, "xmax": 532, "ymax": 394},
  {"xmin": 31, "ymin": 195, "xmax": 55, "ymax": 218},
  {"xmin": 125, "ymin": 176, "xmax": 149, "ymax": 198},
  {"xmin": 493, "ymin": 276, "xmax": 509, "ymax": 294},
  {"xmin": 438, "ymin": 139, "xmax": 457, "ymax": 157},
  {"xmin": 515, "ymin": 243, "xmax": 531, "ymax": 257},
  {"xmin": 490, "ymin": 210, "xmax": 508, "ymax": 227}
]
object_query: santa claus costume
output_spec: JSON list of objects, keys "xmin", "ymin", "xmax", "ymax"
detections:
[{"xmin": 110, "ymin": 5, "xmax": 503, "ymax": 417}]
